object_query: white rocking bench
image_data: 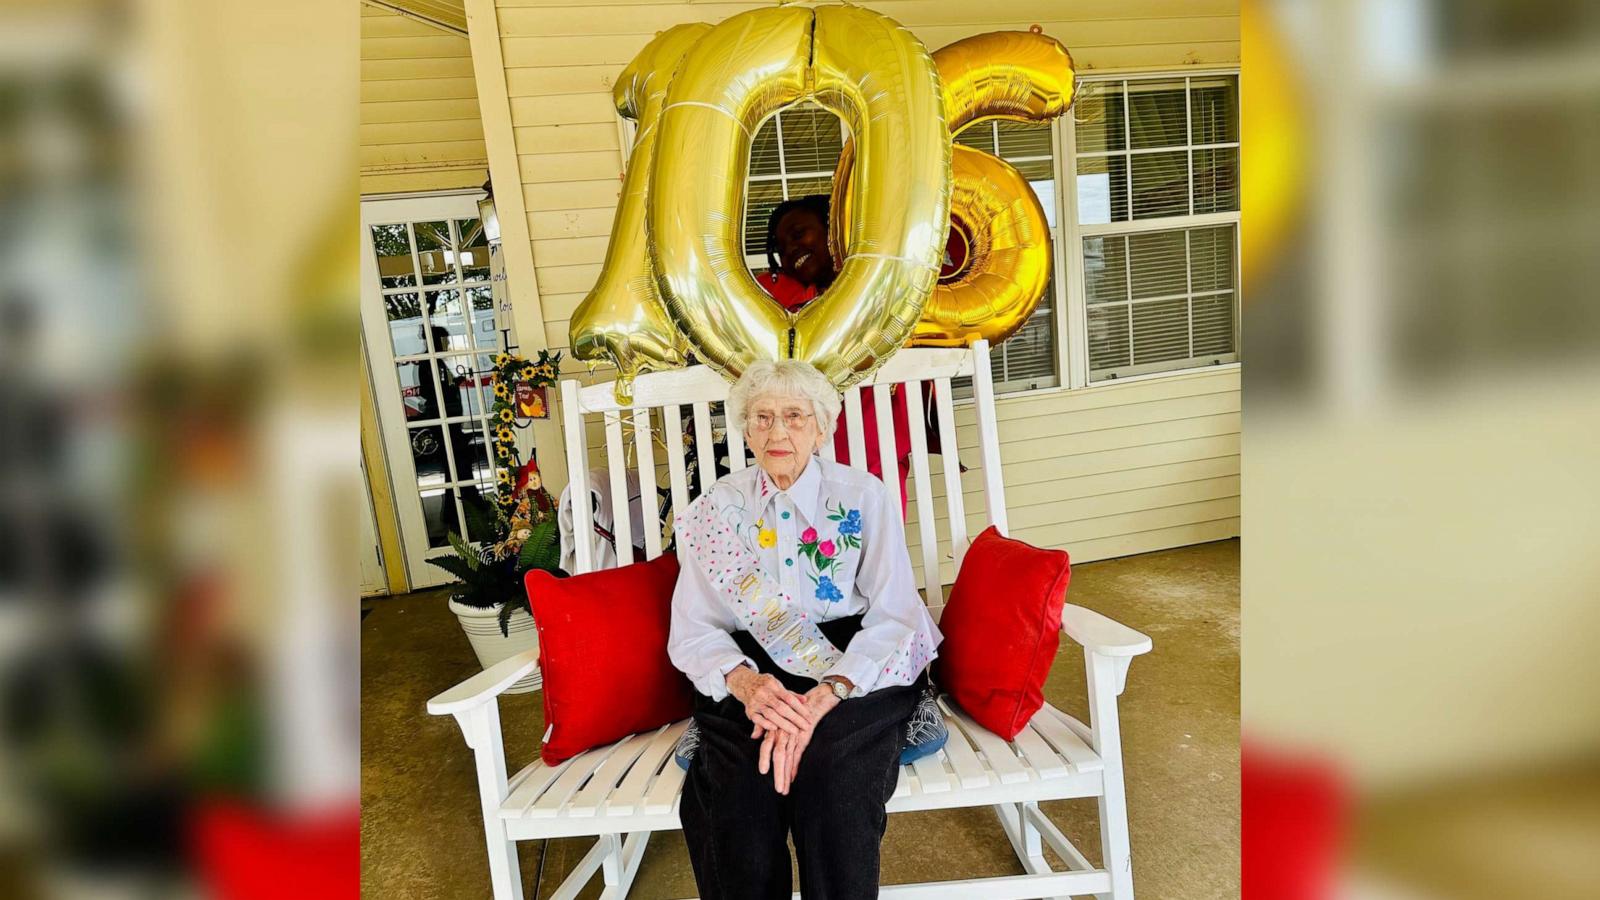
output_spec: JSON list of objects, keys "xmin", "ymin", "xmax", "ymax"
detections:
[{"xmin": 428, "ymin": 340, "xmax": 1154, "ymax": 899}]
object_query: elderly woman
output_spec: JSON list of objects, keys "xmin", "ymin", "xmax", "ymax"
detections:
[{"xmin": 668, "ymin": 359, "xmax": 942, "ymax": 900}]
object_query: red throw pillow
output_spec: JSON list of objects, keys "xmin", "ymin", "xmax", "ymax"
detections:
[
  {"xmin": 525, "ymin": 553, "xmax": 693, "ymax": 765},
  {"xmin": 934, "ymin": 526, "xmax": 1071, "ymax": 740}
]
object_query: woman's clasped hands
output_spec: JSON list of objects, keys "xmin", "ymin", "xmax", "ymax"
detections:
[{"xmin": 727, "ymin": 666, "xmax": 841, "ymax": 795}]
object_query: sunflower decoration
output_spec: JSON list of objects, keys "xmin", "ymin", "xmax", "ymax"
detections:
[
  {"xmin": 484, "ymin": 348, "xmax": 563, "ymax": 495},
  {"xmin": 496, "ymin": 468, "xmax": 514, "ymax": 487}
]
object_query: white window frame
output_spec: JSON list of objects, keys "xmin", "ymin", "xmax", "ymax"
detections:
[
  {"xmin": 742, "ymin": 103, "xmax": 850, "ymax": 271},
  {"xmin": 1059, "ymin": 68, "xmax": 1243, "ymax": 388}
]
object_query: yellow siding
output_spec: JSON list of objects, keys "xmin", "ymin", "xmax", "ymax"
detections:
[
  {"xmin": 361, "ymin": 4, "xmax": 488, "ymax": 194},
  {"xmin": 494, "ymin": 0, "xmax": 1240, "ymax": 567}
]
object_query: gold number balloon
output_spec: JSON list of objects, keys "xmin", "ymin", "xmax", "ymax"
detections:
[
  {"xmin": 567, "ymin": 24, "xmax": 709, "ymax": 402},
  {"xmin": 648, "ymin": 4, "xmax": 949, "ymax": 388},
  {"xmin": 920, "ymin": 143, "xmax": 1053, "ymax": 347},
  {"xmin": 1239, "ymin": 0, "xmax": 1302, "ymax": 291},
  {"xmin": 830, "ymin": 30, "xmax": 1076, "ymax": 348},
  {"xmin": 936, "ymin": 30, "xmax": 1077, "ymax": 126}
]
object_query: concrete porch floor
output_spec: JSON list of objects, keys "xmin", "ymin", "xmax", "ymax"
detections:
[{"xmin": 361, "ymin": 539, "xmax": 1240, "ymax": 899}]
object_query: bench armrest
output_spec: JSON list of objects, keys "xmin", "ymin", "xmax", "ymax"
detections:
[
  {"xmin": 1061, "ymin": 605, "xmax": 1153, "ymax": 658},
  {"xmin": 426, "ymin": 649, "xmax": 540, "ymax": 717}
]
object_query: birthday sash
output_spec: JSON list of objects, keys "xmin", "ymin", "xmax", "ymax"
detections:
[{"xmin": 677, "ymin": 491, "xmax": 842, "ymax": 682}]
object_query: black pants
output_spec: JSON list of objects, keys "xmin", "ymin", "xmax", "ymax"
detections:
[{"xmin": 680, "ymin": 615, "xmax": 925, "ymax": 900}]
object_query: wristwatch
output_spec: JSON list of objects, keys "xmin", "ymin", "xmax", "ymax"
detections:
[{"xmin": 824, "ymin": 676, "xmax": 851, "ymax": 700}]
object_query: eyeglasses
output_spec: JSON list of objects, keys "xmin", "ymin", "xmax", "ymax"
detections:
[{"xmin": 748, "ymin": 410, "xmax": 815, "ymax": 433}]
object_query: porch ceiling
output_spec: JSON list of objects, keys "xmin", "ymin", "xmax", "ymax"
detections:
[{"xmin": 364, "ymin": 0, "xmax": 467, "ymax": 35}]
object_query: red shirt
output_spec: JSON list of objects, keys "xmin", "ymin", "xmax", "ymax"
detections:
[{"xmin": 761, "ymin": 271, "xmax": 818, "ymax": 311}]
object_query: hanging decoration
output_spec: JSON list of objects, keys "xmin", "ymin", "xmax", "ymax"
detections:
[
  {"xmin": 513, "ymin": 382, "xmax": 548, "ymax": 420},
  {"xmin": 487, "ymin": 349, "xmax": 561, "ymax": 506},
  {"xmin": 427, "ymin": 349, "xmax": 565, "ymax": 634}
]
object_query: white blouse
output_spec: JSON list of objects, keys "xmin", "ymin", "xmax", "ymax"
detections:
[{"xmin": 667, "ymin": 455, "xmax": 943, "ymax": 701}]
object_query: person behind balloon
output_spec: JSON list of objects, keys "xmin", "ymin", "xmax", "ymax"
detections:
[
  {"xmin": 759, "ymin": 195, "xmax": 950, "ymax": 516},
  {"xmin": 668, "ymin": 358, "xmax": 942, "ymax": 900}
]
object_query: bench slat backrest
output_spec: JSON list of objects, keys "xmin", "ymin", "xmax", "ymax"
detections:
[{"xmin": 560, "ymin": 340, "xmax": 1008, "ymax": 610}]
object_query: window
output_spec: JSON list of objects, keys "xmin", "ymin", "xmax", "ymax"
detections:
[
  {"xmin": 743, "ymin": 104, "xmax": 845, "ymax": 270},
  {"xmin": 950, "ymin": 119, "xmax": 1062, "ymax": 396},
  {"xmin": 1073, "ymin": 74, "xmax": 1240, "ymax": 380},
  {"xmin": 740, "ymin": 105, "xmax": 1062, "ymax": 396}
]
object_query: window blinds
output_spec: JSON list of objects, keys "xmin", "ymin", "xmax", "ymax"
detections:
[
  {"xmin": 742, "ymin": 104, "xmax": 845, "ymax": 261},
  {"xmin": 1077, "ymin": 75, "xmax": 1239, "ymax": 380},
  {"xmin": 952, "ymin": 119, "xmax": 1060, "ymax": 394}
]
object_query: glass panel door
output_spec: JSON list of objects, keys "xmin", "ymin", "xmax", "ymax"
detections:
[{"xmin": 361, "ymin": 192, "xmax": 513, "ymax": 589}]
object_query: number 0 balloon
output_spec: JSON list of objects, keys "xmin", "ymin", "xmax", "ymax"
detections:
[{"xmin": 652, "ymin": 4, "xmax": 948, "ymax": 389}]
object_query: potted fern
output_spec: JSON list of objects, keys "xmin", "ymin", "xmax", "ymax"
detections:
[
  {"xmin": 427, "ymin": 351, "xmax": 563, "ymax": 694},
  {"xmin": 430, "ymin": 458, "xmax": 562, "ymax": 694}
]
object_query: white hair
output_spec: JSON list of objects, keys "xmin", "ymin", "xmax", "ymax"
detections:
[{"xmin": 727, "ymin": 359, "xmax": 842, "ymax": 442}]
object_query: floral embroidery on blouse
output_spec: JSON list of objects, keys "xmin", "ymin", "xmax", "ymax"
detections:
[
  {"xmin": 813, "ymin": 574, "xmax": 844, "ymax": 602},
  {"xmin": 798, "ymin": 501, "xmax": 863, "ymax": 601},
  {"xmin": 666, "ymin": 456, "xmax": 942, "ymax": 701},
  {"xmin": 827, "ymin": 500, "xmax": 864, "ymax": 542}
]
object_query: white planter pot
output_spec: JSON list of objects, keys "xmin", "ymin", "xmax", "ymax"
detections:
[{"xmin": 449, "ymin": 599, "xmax": 541, "ymax": 694}]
